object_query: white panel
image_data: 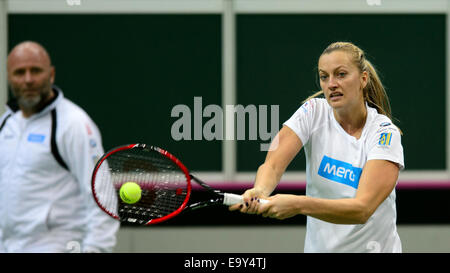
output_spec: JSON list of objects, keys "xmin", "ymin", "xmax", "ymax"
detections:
[
  {"xmin": 7, "ymin": 0, "xmax": 223, "ymax": 14},
  {"xmin": 114, "ymin": 225, "xmax": 450, "ymax": 253},
  {"xmin": 0, "ymin": 0, "xmax": 6, "ymax": 114},
  {"xmin": 235, "ymin": 0, "xmax": 448, "ymax": 14},
  {"xmin": 222, "ymin": 0, "xmax": 237, "ymax": 181}
]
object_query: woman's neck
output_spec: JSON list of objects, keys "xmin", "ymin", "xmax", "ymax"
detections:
[{"xmin": 333, "ymin": 101, "xmax": 367, "ymax": 139}]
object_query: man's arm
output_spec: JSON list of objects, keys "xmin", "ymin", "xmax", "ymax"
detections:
[{"xmin": 63, "ymin": 115, "xmax": 119, "ymax": 252}]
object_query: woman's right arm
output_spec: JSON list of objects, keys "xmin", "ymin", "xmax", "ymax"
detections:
[{"xmin": 229, "ymin": 125, "xmax": 303, "ymax": 211}]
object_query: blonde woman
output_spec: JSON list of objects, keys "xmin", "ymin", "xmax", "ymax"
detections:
[{"xmin": 230, "ymin": 42, "xmax": 404, "ymax": 253}]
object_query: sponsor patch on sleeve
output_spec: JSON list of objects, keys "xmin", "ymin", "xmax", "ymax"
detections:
[
  {"xmin": 378, "ymin": 132, "xmax": 392, "ymax": 147},
  {"xmin": 300, "ymin": 101, "xmax": 309, "ymax": 113}
]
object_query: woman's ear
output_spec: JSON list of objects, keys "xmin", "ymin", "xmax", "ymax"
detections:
[{"xmin": 361, "ymin": 70, "xmax": 369, "ymax": 89}]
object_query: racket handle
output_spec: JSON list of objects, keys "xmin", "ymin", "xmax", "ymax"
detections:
[{"xmin": 223, "ymin": 193, "xmax": 269, "ymax": 206}]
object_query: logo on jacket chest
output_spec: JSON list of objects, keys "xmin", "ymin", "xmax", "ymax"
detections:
[
  {"xmin": 317, "ymin": 155, "xmax": 362, "ymax": 189},
  {"xmin": 27, "ymin": 133, "xmax": 46, "ymax": 143}
]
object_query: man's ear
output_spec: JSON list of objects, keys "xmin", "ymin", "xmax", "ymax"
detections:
[{"xmin": 50, "ymin": 66, "xmax": 55, "ymax": 84}]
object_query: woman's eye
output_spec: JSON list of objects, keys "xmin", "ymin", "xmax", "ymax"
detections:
[
  {"xmin": 338, "ymin": 72, "xmax": 347, "ymax": 78},
  {"xmin": 319, "ymin": 75, "xmax": 328, "ymax": 81}
]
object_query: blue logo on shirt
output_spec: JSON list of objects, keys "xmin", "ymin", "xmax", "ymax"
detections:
[
  {"xmin": 27, "ymin": 133, "xmax": 46, "ymax": 143},
  {"xmin": 318, "ymin": 155, "xmax": 362, "ymax": 189}
]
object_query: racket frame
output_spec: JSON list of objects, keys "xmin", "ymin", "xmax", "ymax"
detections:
[{"xmin": 91, "ymin": 143, "xmax": 193, "ymax": 225}]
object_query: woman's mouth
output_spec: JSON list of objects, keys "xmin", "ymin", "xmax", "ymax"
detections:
[{"xmin": 329, "ymin": 92, "xmax": 343, "ymax": 101}]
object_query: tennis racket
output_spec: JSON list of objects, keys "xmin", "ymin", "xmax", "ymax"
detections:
[{"xmin": 91, "ymin": 143, "xmax": 267, "ymax": 225}]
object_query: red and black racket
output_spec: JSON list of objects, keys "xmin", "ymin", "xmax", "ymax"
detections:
[{"xmin": 91, "ymin": 144, "xmax": 267, "ymax": 225}]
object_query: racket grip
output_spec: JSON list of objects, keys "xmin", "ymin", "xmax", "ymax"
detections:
[{"xmin": 223, "ymin": 193, "xmax": 269, "ymax": 206}]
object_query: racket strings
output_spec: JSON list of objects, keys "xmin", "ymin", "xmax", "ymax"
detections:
[{"xmin": 93, "ymin": 147, "xmax": 189, "ymax": 224}]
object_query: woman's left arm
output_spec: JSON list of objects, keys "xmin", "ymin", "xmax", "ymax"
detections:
[{"xmin": 257, "ymin": 159, "xmax": 399, "ymax": 224}]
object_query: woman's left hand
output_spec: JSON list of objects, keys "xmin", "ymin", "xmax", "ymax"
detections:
[{"xmin": 257, "ymin": 194, "xmax": 303, "ymax": 220}]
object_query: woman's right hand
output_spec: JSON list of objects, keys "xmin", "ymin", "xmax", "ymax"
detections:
[{"xmin": 228, "ymin": 188, "xmax": 268, "ymax": 214}]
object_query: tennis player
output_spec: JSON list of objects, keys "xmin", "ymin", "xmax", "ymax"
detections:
[{"xmin": 230, "ymin": 42, "xmax": 404, "ymax": 253}]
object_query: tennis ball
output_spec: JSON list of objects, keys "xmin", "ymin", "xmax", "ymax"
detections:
[{"xmin": 119, "ymin": 182, "xmax": 142, "ymax": 204}]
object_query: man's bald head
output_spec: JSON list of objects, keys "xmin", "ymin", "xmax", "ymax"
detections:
[
  {"xmin": 7, "ymin": 41, "xmax": 55, "ymax": 117},
  {"xmin": 8, "ymin": 41, "xmax": 52, "ymax": 69}
]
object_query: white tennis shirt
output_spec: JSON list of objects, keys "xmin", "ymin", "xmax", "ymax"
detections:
[{"xmin": 284, "ymin": 98, "xmax": 404, "ymax": 253}]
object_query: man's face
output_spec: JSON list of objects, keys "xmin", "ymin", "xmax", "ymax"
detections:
[{"xmin": 7, "ymin": 46, "xmax": 55, "ymax": 113}]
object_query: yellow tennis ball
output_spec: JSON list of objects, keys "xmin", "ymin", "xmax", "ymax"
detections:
[{"xmin": 119, "ymin": 182, "xmax": 142, "ymax": 204}]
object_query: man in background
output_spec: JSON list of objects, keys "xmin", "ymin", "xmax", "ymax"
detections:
[{"xmin": 0, "ymin": 41, "xmax": 119, "ymax": 252}]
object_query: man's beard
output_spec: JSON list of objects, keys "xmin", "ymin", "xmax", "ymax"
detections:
[
  {"xmin": 17, "ymin": 93, "xmax": 42, "ymax": 110},
  {"xmin": 13, "ymin": 84, "xmax": 53, "ymax": 114}
]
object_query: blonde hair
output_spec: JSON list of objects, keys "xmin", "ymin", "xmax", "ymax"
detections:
[{"xmin": 305, "ymin": 42, "xmax": 394, "ymax": 121}]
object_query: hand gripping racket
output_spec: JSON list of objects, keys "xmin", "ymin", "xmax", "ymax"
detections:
[{"xmin": 91, "ymin": 144, "xmax": 267, "ymax": 225}]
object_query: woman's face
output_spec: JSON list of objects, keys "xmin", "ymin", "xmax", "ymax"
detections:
[{"xmin": 318, "ymin": 50, "xmax": 367, "ymax": 111}]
